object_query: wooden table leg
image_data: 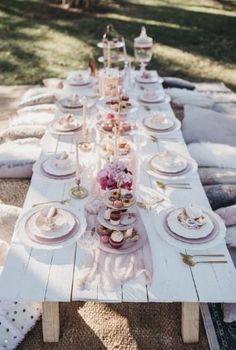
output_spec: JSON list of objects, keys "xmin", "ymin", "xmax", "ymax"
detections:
[
  {"xmin": 181, "ymin": 302, "xmax": 199, "ymax": 343},
  {"xmin": 42, "ymin": 302, "xmax": 60, "ymax": 342}
]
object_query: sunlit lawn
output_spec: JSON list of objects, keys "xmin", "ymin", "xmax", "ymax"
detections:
[{"xmin": 0, "ymin": 0, "xmax": 236, "ymax": 90}]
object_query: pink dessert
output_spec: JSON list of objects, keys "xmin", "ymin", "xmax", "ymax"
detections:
[{"xmin": 109, "ymin": 231, "xmax": 124, "ymax": 249}]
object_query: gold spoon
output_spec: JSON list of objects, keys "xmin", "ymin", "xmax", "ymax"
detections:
[
  {"xmin": 183, "ymin": 257, "xmax": 227, "ymax": 267},
  {"xmin": 180, "ymin": 252, "xmax": 225, "ymax": 259},
  {"xmin": 155, "ymin": 180, "xmax": 192, "ymax": 190},
  {"xmin": 32, "ymin": 199, "xmax": 70, "ymax": 207}
]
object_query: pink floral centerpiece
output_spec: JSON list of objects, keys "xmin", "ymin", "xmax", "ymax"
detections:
[{"xmin": 97, "ymin": 160, "xmax": 133, "ymax": 191}]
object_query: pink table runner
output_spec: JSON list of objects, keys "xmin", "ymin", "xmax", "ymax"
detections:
[{"xmin": 75, "ymin": 196, "xmax": 153, "ymax": 290}]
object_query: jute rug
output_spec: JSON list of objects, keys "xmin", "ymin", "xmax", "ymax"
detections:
[{"xmin": 0, "ymin": 178, "xmax": 209, "ymax": 349}]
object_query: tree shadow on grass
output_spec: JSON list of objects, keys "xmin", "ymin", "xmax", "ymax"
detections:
[{"xmin": 0, "ymin": 0, "xmax": 235, "ymax": 89}]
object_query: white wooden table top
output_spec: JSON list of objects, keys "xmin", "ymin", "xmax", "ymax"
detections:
[{"xmin": 1, "ymin": 72, "xmax": 236, "ymax": 304}]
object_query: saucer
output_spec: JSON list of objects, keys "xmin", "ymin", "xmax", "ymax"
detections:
[
  {"xmin": 53, "ymin": 119, "xmax": 81, "ymax": 132},
  {"xmin": 167, "ymin": 208, "xmax": 214, "ymax": 239},
  {"xmin": 26, "ymin": 208, "xmax": 76, "ymax": 239},
  {"xmin": 57, "ymin": 97, "xmax": 83, "ymax": 109},
  {"xmin": 42, "ymin": 158, "xmax": 76, "ymax": 177},
  {"xmin": 144, "ymin": 115, "xmax": 174, "ymax": 131},
  {"xmin": 149, "ymin": 152, "xmax": 188, "ymax": 174}
]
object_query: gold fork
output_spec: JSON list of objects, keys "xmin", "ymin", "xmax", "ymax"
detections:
[
  {"xmin": 183, "ymin": 257, "xmax": 227, "ymax": 267},
  {"xmin": 32, "ymin": 199, "xmax": 70, "ymax": 207}
]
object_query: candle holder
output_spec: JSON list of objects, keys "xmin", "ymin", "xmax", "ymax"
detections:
[
  {"xmin": 79, "ymin": 141, "xmax": 92, "ymax": 152},
  {"xmin": 70, "ymin": 178, "xmax": 88, "ymax": 199}
]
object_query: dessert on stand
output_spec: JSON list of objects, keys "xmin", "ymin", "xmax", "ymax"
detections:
[{"xmin": 95, "ymin": 160, "xmax": 147, "ymax": 254}]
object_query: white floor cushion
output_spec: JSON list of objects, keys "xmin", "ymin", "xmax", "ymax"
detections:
[
  {"xmin": 0, "ymin": 125, "xmax": 46, "ymax": 141},
  {"xmin": 0, "ymin": 138, "xmax": 41, "ymax": 178},
  {"xmin": 188, "ymin": 142, "xmax": 236, "ymax": 169},
  {"xmin": 166, "ymin": 88, "xmax": 214, "ymax": 108},
  {"xmin": 183, "ymin": 106, "xmax": 236, "ymax": 146},
  {"xmin": 0, "ymin": 204, "xmax": 21, "ymax": 244}
]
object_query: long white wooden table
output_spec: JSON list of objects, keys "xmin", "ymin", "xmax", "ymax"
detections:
[{"xmin": 1, "ymin": 73, "xmax": 236, "ymax": 344}]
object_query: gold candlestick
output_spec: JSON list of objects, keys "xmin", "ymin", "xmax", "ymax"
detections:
[{"xmin": 70, "ymin": 178, "xmax": 88, "ymax": 199}]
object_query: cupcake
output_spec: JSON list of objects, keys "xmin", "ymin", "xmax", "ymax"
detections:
[
  {"xmin": 110, "ymin": 211, "xmax": 121, "ymax": 220},
  {"xmin": 97, "ymin": 225, "xmax": 110, "ymax": 236},
  {"xmin": 110, "ymin": 211, "xmax": 121, "ymax": 225},
  {"xmin": 109, "ymin": 231, "xmax": 124, "ymax": 249},
  {"xmin": 110, "ymin": 190, "xmax": 120, "ymax": 199},
  {"xmin": 100, "ymin": 235, "xmax": 110, "ymax": 244},
  {"xmin": 123, "ymin": 193, "xmax": 133, "ymax": 200},
  {"xmin": 108, "ymin": 195, "xmax": 116, "ymax": 206},
  {"xmin": 104, "ymin": 208, "xmax": 111, "ymax": 220},
  {"xmin": 122, "ymin": 198, "xmax": 131, "ymax": 208},
  {"xmin": 103, "ymin": 123, "xmax": 113, "ymax": 132},
  {"xmin": 113, "ymin": 199, "xmax": 123, "ymax": 209}
]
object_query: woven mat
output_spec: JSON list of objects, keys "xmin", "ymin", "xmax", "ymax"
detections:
[{"xmin": 18, "ymin": 302, "xmax": 209, "ymax": 350}]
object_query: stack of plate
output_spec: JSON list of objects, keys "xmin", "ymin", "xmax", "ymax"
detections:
[
  {"xmin": 160, "ymin": 207, "xmax": 226, "ymax": 249},
  {"xmin": 51, "ymin": 117, "xmax": 82, "ymax": 134},
  {"xmin": 66, "ymin": 75, "xmax": 96, "ymax": 87},
  {"xmin": 135, "ymin": 72, "xmax": 163, "ymax": 85},
  {"xmin": 139, "ymin": 90, "xmax": 170, "ymax": 104},
  {"xmin": 17, "ymin": 205, "xmax": 86, "ymax": 249},
  {"xmin": 149, "ymin": 151, "xmax": 191, "ymax": 176},
  {"xmin": 40, "ymin": 156, "xmax": 76, "ymax": 180},
  {"xmin": 143, "ymin": 115, "xmax": 180, "ymax": 133}
]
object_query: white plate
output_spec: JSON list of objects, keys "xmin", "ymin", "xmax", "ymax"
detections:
[
  {"xmin": 149, "ymin": 152, "xmax": 188, "ymax": 173},
  {"xmin": 16, "ymin": 205, "xmax": 86, "ymax": 250},
  {"xmin": 158, "ymin": 207, "xmax": 226, "ymax": 250},
  {"xmin": 29, "ymin": 209, "xmax": 75, "ymax": 239},
  {"xmin": 139, "ymin": 91, "xmax": 166, "ymax": 104},
  {"xmin": 49, "ymin": 124, "xmax": 82, "ymax": 136},
  {"xmin": 143, "ymin": 154, "xmax": 198, "ymax": 181},
  {"xmin": 98, "ymin": 207, "xmax": 136, "ymax": 231},
  {"xmin": 141, "ymin": 118, "xmax": 181, "ymax": 135},
  {"xmin": 66, "ymin": 76, "xmax": 95, "ymax": 87},
  {"xmin": 143, "ymin": 115, "xmax": 174, "ymax": 130},
  {"xmin": 139, "ymin": 94, "xmax": 171, "ymax": 105},
  {"xmin": 58, "ymin": 97, "xmax": 83, "ymax": 109},
  {"xmin": 42, "ymin": 158, "xmax": 76, "ymax": 176},
  {"xmin": 97, "ymin": 97, "xmax": 139, "ymax": 116},
  {"xmin": 167, "ymin": 208, "xmax": 214, "ymax": 239},
  {"xmin": 97, "ymin": 41, "xmax": 124, "ymax": 49},
  {"xmin": 53, "ymin": 120, "xmax": 81, "ymax": 132},
  {"xmin": 135, "ymin": 73, "xmax": 163, "ymax": 84}
]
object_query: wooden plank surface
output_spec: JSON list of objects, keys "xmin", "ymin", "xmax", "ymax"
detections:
[{"xmin": 0, "ymin": 71, "xmax": 236, "ymax": 305}]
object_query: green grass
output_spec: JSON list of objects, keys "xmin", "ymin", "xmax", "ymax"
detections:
[{"xmin": 0, "ymin": 0, "xmax": 236, "ymax": 90}]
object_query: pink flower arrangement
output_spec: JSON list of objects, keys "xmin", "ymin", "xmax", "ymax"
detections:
[{"xmin": 97, "ymin": 160, "xmax": 133, "ymax": 191}]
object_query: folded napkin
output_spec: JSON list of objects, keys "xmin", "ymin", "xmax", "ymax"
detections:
[
  {"xmin": 204, "ymin": 185, "xmax": 236, "ymax": 210},
  {"xmin": 165, "ymin": 88, "xmax": 214, "ymax": 108},
  {"xmin": 76, "ymin": 197, "xmax": 152, "ymax": 290},
  {"xmin": 0, "ymin": 138, "xmax": 41, "ymax": 178},
  {"xmin": 183, "ymin": 106, "xmax": 236, "ymax": 146},
  {"xmin": 199, "ymin": 167, "xmax": 236, "ymax": 185},
  {"xmin": 163, "ymin": 77, "xmax": 195, "ymax": 90},
  {"xmin": 188, "ymin": 143, "xmax": 236, "ymax": 169}
]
